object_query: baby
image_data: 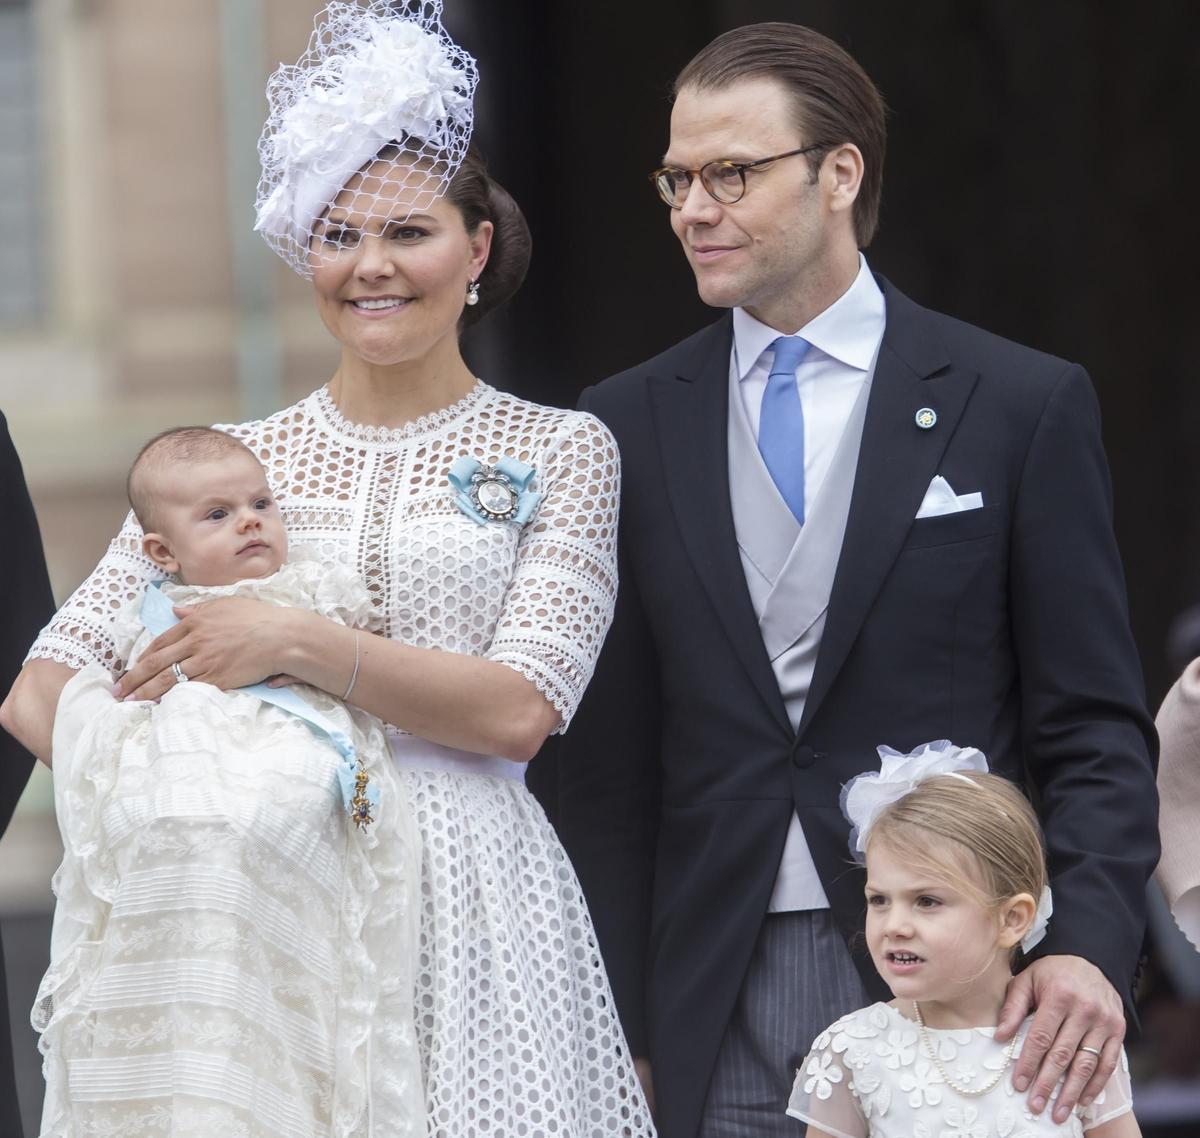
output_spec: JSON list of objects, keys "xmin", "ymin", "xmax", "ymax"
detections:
[{"xmin": 35, "ymin": 427, "xmax": 423, "ymax": 1138}]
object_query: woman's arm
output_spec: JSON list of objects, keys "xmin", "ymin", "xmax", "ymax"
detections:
[
  {"xmin": 0, "ymin": 660, "xmax": 77, "ymax": 767},
  {"xmin": 290, "ymin": 616, "xmax": 562, "ymax": 760},
  {"xmin": 113, "ymin": 600, "xmax": 558, "ymax": 760},
  {"xmin": 115, "ymin": 413, "xmax": 621, "ymax": 763}
]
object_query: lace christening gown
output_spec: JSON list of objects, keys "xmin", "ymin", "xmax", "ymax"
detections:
[
  {"xmin": 29, "ymin": 381, "xmax": 655, "ymax": 1138},
  {"xmin": 38, "ymin": 558, "xmax": 421, "ymax": 1137}
]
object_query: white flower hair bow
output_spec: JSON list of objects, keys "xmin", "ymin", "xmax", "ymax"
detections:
[{"xmin": 840, "ymin": 740, "xmax": 988, "ymax": 860}]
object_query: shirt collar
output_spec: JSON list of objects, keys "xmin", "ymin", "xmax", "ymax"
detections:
[{"xmin": 732, "ymin": 253, "xmax": 885, "ymax": 380}]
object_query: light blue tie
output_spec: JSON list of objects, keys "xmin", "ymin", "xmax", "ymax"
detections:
[{"xmin": 757, "ymin": 335, "xmax": 811, "ymax": 525}]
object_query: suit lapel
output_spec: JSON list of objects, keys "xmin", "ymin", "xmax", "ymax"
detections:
[
  {"xmin": 799, "ymin": 281, "xmax": 980, "ymax": 736},
  {"xmin": 650, "ymin": 315, "xmax": 793, "ymax": 736}
]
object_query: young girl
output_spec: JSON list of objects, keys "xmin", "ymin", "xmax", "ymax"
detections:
[
  {"xmin": 36, "ymin": 426, "xmax": 423, "ymax": 1136},
  {"xmin": 787, "ymin": 742, "xmax": 1138, "ymax": 1138}
]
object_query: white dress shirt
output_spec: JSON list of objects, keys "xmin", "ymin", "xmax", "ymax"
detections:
[{"xmin": 729, "ymin": 254, "xmax": 886, "ymax": 912}]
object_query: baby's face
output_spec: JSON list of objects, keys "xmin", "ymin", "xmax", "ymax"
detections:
[{"xmin": 146, "ymin": 450, "xmax": 288, "ymax": 585}]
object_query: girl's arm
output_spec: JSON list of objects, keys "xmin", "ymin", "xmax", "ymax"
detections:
[{"xmin": 1087, "ymin": 1112, "xmax": 1141, "ymax": 1138}]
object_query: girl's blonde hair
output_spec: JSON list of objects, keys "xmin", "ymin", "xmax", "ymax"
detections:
[{"xmin": 867, "ymin": 772, "xmax": 1047, "ymax": 925}]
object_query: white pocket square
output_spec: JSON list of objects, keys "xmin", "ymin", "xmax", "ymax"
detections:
[{"xmin": 915, "ymin": 475, "xmax": 984, "ymax": 519}]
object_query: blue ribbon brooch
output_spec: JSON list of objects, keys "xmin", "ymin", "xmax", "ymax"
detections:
[
  {"xmin": 139, "ymin": 582, "xmax": 379, "ymax": 829},
  {"xmin": 448, "ymin": 456, "xmax": 540, "ymax": 526}
]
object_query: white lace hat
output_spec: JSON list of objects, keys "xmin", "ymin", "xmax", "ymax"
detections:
[{"xmin": 254, "ymin": 0, "xmax": 477, "ymax": 276}]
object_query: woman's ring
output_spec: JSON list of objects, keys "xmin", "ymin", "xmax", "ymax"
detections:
[
  {"xmin": 171, "ymin": 662, "xmax": 189, "ymax": 684},
  {"xmin": 1077, "ymin": 1045, "xmax": 1103, "ymax": 1057}
]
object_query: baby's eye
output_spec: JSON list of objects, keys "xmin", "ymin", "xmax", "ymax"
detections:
[
  {"xmin": 915, "ymin": 895, "xmax": 942, "ymax": 909},
  {"xmin": 207, "ymin": 508, "xmax": 228, "ymax": 521},
  {"xmin": 254, "ymin": 497, "xmax": 272, "ymax": 510}
]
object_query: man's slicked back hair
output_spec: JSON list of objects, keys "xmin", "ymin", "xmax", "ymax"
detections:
[{"xmin": 674, "ymin": 23, "xmax": 887, "ymax": 246}]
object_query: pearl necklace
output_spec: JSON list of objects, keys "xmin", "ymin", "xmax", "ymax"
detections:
[{"xmin": 912, "ymin": 1001, "xmax": 1019, "ymax": 1098}]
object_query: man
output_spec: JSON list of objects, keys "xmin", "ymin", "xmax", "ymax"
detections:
[
  {"xmin": 557, "ymin": 23, "xmax": 1158, "ymax": 1138},
  {"xmin": 0, "ymin": 411, "xmax": 55, "ymax": 1137}
]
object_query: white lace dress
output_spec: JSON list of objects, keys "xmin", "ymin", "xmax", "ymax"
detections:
[
  {"xmin": 29, "ymin": 381, "xmax": 654, "ymax": 1138},
  {"xmin": 786, "ymin": 1002, "xmax": 1133, "ymax": 1138},
  {"xmin": 36, "ymin": 558, "xmax": 422, "ymax": 1137}
]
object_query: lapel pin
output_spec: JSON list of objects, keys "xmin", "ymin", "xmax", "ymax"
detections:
[{"xmin": 915, "ymin": 407, "xmax": 937, "ymax": 430}]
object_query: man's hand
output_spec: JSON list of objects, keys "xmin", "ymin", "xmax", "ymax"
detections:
[
  {"xmin": 633, "ymin": 1057, "xmax": 655, "ymax": 1119},
  {"xmin": 996, "ymin": 954, "xmax": 1125, "ymax": 1124}
]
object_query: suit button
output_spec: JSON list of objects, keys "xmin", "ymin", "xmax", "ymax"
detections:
[{"xmin": 793, "ymin": 744, "xmax": 816, "ymax": 769}]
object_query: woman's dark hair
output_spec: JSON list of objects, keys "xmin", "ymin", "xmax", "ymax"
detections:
[{"xmin": 445, "ymin": 146, "xmax": 531, "ymax": 327}]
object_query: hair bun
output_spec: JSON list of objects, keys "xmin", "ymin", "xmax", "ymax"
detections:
[{"xmin": 448, "ymin": 148, "xmax": 532, "ymax": 327}]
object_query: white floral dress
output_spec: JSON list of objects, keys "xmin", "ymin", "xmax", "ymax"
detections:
[
  {"xmin": 28, "ymin": 381, "xmax": 654, "ymax": 1138},
  {"xmin": 36, "ymin": 558, "xmax": 422, "ymax": 1137},
  {"xmin": 786, "ymin": 1002, "xmax": 1132, "ymax": 1138}
]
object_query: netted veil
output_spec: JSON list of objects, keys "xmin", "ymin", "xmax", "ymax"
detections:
[{"xmin": 254, "ymin": 0, "xmax": 477, "ymax": 277}]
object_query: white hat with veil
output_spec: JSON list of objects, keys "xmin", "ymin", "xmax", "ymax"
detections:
[{"xmin": 254, "ymin": 0, "xmax": 478, "ymax": 276}]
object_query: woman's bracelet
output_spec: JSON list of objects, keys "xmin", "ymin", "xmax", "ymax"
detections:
[{"xmin": 343, "ymin": 630, "xmax": 361, "ymax": 701}]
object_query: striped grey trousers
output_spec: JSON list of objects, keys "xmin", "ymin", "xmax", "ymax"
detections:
[{"xmin": 698, "ymin": 909, "xmax": 867, "ymax": 1137}]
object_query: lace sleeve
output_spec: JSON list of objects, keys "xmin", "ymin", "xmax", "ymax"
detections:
[
  {"xmin": 25, "ymin": 510, "xmax": 167, "ymax": 676},
  {"xmin": 1080, "ymin": 1046, "xmax": 1134, "ymax": 1130},
  {"xmin": 785, "ymin": 1033, "xmax": 868, "ymax": 1138},
  {"xmin": 485, "ymin": 411, "xmax": 620, "ymax": 732}
]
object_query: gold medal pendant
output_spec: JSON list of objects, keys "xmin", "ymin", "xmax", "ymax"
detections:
[{"xmin": 350, "ymin": 764, "xmax": 375, "ymax": 828}]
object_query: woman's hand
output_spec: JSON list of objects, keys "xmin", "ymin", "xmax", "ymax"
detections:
[{"xmin": 113, "ymin": 597, "xmax": 301, "ymax": 701}]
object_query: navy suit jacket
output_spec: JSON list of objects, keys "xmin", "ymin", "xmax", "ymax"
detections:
[
  {"xmin": 1, "ymin": 411, "xmax": 55, "ymax": 1136},
  {"xmin": 556, "ymin": 278, "xmax": 1158, "ymax": 1138}
]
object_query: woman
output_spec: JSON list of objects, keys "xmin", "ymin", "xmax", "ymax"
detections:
[{"xmin": 2, "ymin": 2, "xmax": 653, "ymax": 1135}]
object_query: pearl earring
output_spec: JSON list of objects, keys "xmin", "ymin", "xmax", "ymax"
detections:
[{"xmin": 465, "ymin": 280, "xmax": 480, "ymax": 306}]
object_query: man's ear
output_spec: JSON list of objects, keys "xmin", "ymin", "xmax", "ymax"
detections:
[
  {"xmin": 142, "ymin": 532, "xmax": 180, "ymax": 575},
  {"xmin": 824, "ymin": 142, "xmax": 864, "ymax": 219},
  {"xmin": 997, "ymin": 892, "xmax": 1037, "ymax": 950}
]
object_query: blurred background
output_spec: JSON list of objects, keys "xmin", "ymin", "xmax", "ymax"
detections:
[{"xmin": 2, "ymin": 1, "xmax": 1198, "ymax": 1134}]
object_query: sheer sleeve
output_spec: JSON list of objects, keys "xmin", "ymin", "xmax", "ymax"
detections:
[
  {"xmin": 786, "ymin": 1036, "xmax": 868, "ymax": 1138},
  {"xmin": 485, "ymin": 411, "xmax": 620, "ymax": 732},
  {"xmin": 25, "ymin": 510, "xmax": 166, "ymax": 676},
  {"xmin": 1080, "ymin": 1046, "xmax": 1133, "ymax": 1130}
]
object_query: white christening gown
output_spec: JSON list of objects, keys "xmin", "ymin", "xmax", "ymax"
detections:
[
  {"xmin": 37, "ymin": 558, "xmax": 422, "ymax": 1137},
  {"xmin": 29, "ymin": 381, "xmax": 655, "ymax": 1138}
]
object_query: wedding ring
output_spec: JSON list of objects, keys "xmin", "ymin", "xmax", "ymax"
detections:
[
  {"xmin": 171, "ymin": 662, "xmax": 189, "ymax": 684},
  {"xmin": 1077, "ymin": 1045, "xmax": 1103, "ymax": 1057}
]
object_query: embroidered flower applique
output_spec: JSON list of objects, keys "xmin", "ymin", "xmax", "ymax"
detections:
[{"xmin": 804, "ymin": 1051, "xmax": 844, "ymax": 1101}]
